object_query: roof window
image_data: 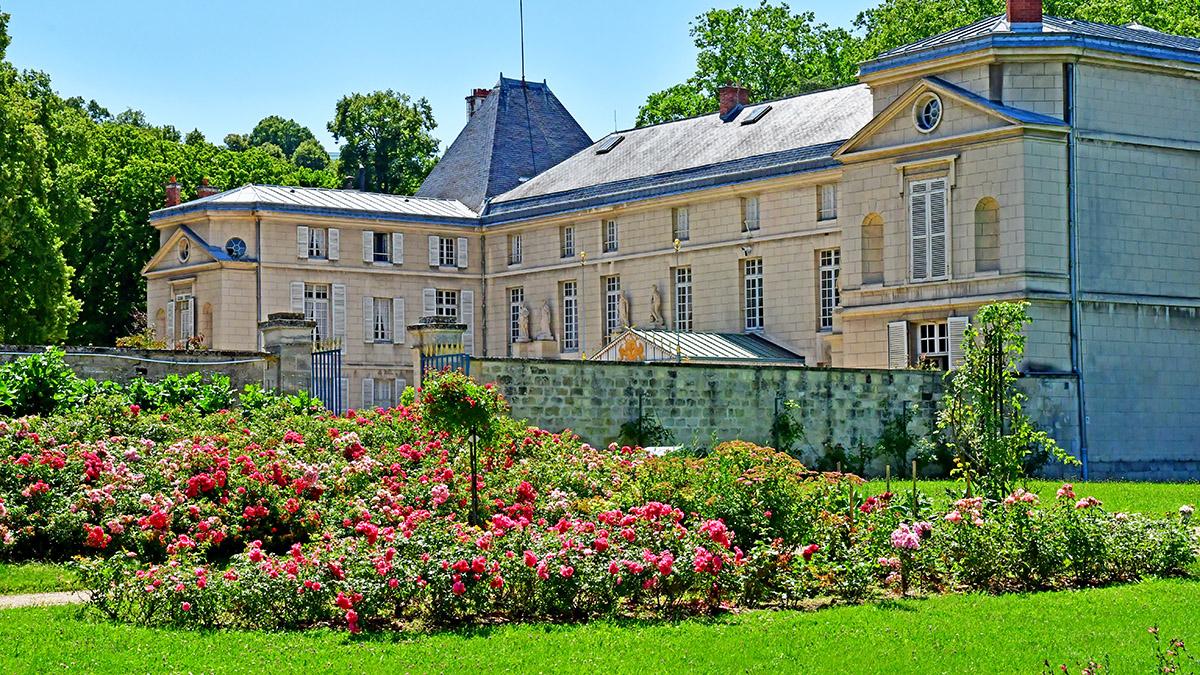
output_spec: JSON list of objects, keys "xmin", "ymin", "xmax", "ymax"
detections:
[
  {"xmin": 740, "ymin": 104, "xmax": 772, "ymax": 125},
  {"xmin": 595, "ymin": 135, "xmax": 625, "ymax": 154}
]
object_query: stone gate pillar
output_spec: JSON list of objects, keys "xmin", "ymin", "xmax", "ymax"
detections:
[
  {"xmin": 259, "ymin": 312, "xmax": 317, "ymax": 394},
  {"xmin": 407, "ymin": 315, "xmax": 467, "ymax": 384}
]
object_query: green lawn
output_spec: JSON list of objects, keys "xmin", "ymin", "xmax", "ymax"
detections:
[
  {"xmin": 862, "ymin": 479, "xmax": 1199, "ymax": 516},
  {"xmin": 0, "ymin": 562, "xmax": 81, "ymax": 595},
  {"xmin": 0, "ymin": 578, "xmax": 1196, "ymax": 673}
]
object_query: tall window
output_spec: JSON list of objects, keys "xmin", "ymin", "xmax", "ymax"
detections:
[
  {"xmin": 308, "ymin": 228, "xmax": 327, "ymax": 258},
  {"xmin": 508, "ymin": 234, "xmax": 523, "ymax": 265},
  {"xmin": 818, "ymin": 248, "xmax": 840, "ymax": 331},
  {"xmin": 742, "ymin": 196, "xmax": 760, "ymax": 232},
  {"xmin": 561, "ymin": 281, "xmax": 578, "ymax": 352},
  {"xmin": 603, "ymin": 219, "xmax": 619, "ymax": 253},
  {"xmin": 672, "ymin": 207, "xmax": 690, "ymax": 242},
  {"xmin": 910, "ymin": 178, "xmax": 948, "ymax": 281},
  {"xmin": 509, "ymin": 287, "xmax": 524, "ymax": 344},
  {"xmin": 372, "ymin": 298, "xmax": 392, "ymax": 342},
  {"xmin": 743, "ymin": 258, "xmax": 763, "ymax": 332},
  {"xmin": 435, "ymin": 289, "xmax": 459, "ymax": 320},
  {"xmin": 304, "ymin": 283, "xmax": 330, "ymax": 341},
  {"xmin": 818, "ymin": 184, "xmax": 838, "ymax": 221},
  {"xmin": 673, "ymin": 267, "xmax": 693, "ymax": 331},
  {"xmin": 173, "ymin": 285, "xmax": 195, "ymax": 344},
  {"xmin": 917, "ymin": 321, "xmax": 949, "ymax": 369},
  {"xmin": 438, "ymin": 236, "xmax": 457, "ymax": 267},
  {"xmin": 372, "ymin": 379, "xmax": 393, "ymax": 409},
  {"xmin": 604, "ymin": 275, "xmax": 622, "ymax": 338},
  {"xmin": 372, "ymin": 232, "xmax": 391, "ymax": 263},
  {"xmin": 560, "ymin": 225, "xmax": 575, "ymax": 258}
]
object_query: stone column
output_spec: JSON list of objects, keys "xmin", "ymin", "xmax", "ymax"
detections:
[
  {"xmin": 259, "ymin": 312, "xmax": 316, "ymax": 394},
  {"xmin": 407, "ymin": 315, "xmax": 467, "ymax": 385}
]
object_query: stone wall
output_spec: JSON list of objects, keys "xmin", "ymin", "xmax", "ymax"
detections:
[{"xmin": 0, "ymin": 346, "xmax": 269, "ymax": 390}]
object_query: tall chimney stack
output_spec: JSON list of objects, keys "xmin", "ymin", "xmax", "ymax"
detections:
[
  {"xmin": 466, "ymin": 88, "xmax": 492, "ymax": 120},
  {"xmin": 196, "ymin": 177, "xmax": 219, "ymax": 199},
  {"xmin": 1007, "ymin": 0, "xmax": 1043, "ymax": 30},
  {"xmin": 718, "ymin": 84, "xmax": 751, "ymax": 118},
  {"xmin": 164, "ymin": 176, "xmax": 181, "ymax": 207}
]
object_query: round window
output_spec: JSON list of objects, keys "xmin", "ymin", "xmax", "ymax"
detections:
[
  {"xmin": 177, "ymin": 239, "xmax": 191, "ymax": 263},
  {"xmin": 914, "ymin": 93, "xmax": 943, "ymax": 133},
  {"xmin": 225, "ymin": 237, "xmax": 247, "ymax": 259}
]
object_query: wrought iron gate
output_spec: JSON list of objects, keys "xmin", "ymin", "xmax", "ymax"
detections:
[
  {"xmin": 310, "ymin": 347, "xmax": 343, "ymax": 412},
  {"xmin": 420, "ymin": 352, "xmax": 470, "ymax": 379}
]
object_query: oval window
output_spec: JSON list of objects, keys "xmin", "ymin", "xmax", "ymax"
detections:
[{"xmin": 177, "ymin": 238, "xmax": 191, "ymax": 263}]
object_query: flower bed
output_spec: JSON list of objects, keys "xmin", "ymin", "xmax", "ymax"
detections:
[{"xmin": 0, "ymin": 366, "xmax": 1195, "ymax": 632}]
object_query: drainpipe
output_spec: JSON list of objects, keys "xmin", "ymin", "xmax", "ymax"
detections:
[
  {"xmin": 255, "ymin": 213, "xmax": 264, "ymax": 352},
  {"xmin": 479, "ymin": 226, "xmax": 488, "ymax": 358},
  {"xmin": 1065, "ymin": 61, "xmax": 1089, "ymax": 479}
]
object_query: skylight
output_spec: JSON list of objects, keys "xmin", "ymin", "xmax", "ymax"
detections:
[
  {"xmin": 595, "ymin": 135, "xmax": 625, "ymax": 154},
  {"xmin": 740, "ymin": 104, "xmax": 772, "ymax": 125}
]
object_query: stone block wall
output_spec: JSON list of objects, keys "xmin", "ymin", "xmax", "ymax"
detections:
[{"xmin": 0, "ymin": 346, "xmax": 269, "ymax": 391}]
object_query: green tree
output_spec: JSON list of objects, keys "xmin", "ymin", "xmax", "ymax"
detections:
[
  {"xmin": 256, "ymin": 142, "xmax": 286, "ymax": 161},
  {"xmin": 291, "ymin": 138, "xmax": 330, "ymax": 171},
  {"xmin": 249, "ymin": 115, "xmax": 316, "ymax": 157},
  {"xmin": 0, "ymin": 13, "xmax": 91, "ymax": 343},
  {"xmin": 223, "ymin": 132, "xmax": 251, "ymax": 152},
  {"xmin": 635, "ymin": 83, "xmax": 714, "ymax": 127},
  {"xmin": 328, "ymin": 90, "xmax": 439, "ymax": 194},
  {"xmin": 184, "ymin": 128, "xmax": 206, "ymax": 145}
]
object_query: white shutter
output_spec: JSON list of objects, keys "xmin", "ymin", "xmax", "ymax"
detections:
[
  {"xmin": 393, "ymin": 297, "xmax": 405, "ymax": 344},
  {"xmin": 947, "ymin": 316, "xmax": 969, "ymax": 369},
  {"xmin": 339, "ymin": 377, "xmax": 348, "ymax": 413},
  {"xmin": 910, "ymin": 182, "xmax": 929, "ymax": 281},
  {"xmin": 332, "ymin": 284, "xmax": 346, "ymax": 341},
  {"xmin": 392, "ymin": 232, "xmax": 404, "ymax": 265},
  {"xmin": 456, "ymin": 237, "xmax": 468, "ymax": 268},
  {"xmin": 362, "ymin": 297, "xmax": 374, "ymax": 343},
  {"xmin": 361, "ymin": 378, "xmax": 375, "ymax": 409},
  {"xmin": 362, "ymin": 231, "xmax": 374, "ymax": 263},
  {"xmin": 423, "ymin": 288, "xmax": 436, "ymax": 316},
  {"xmin": 393, "ymin": 378, "xmax": 406, "ymax": 405},
  {"xmin": 328, "ymin": 228, "xmax": 340, "ymax": 260},
  {"xmin": 296, "ymin": 226, "xmax": 309, "ymax": 259},
  {"xmin": 461, "ymin": 290, "xmax": 475, "ymax": 354},
  {"xmin": 166, "ymin": 300, "xmax": 176, "ymax": 343},
  {"xmin": 428, "ymin": 235, "xmax": 439, "ymax": 266},
  {"xmin": 887, "ymin": 320, "xmax": 909, "ymax": 369},
  {"xmin": 290, "ymin": 281, "xmax": 305, "ymax": 313},
  {"xmin": 182, "ymin": 299, "xmax": 195, "ymax": 340},
  {"xmin": 929, "ymin": 179, "xmax": 948, "ymax": 279}
]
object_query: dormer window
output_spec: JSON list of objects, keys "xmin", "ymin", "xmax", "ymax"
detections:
[{"xmin": 914, "ymin": 93, "xmax": 943, "ymax": 133}]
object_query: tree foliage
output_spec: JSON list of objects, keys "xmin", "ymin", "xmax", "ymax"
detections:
[
  {"xmin": 291, "ymin": 138, "xmax": 331, "ymax": 171},
  {"xmin": 248, "ymin": 115, "xmax": 317, "ymax": 158},
  {"xmin": 328, "ymin": 90, "xmax": 439, "ymax": 194}
]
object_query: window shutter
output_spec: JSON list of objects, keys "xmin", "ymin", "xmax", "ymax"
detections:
[
  {"xmin": 362, "ymin": 297, "xmax": 374, "ymax": 343},
  {"xmin": 361, "ymin": 377, "xmax": 375, "ymax": 409},
  {"xmin": 328, "ymin": 228, "xmax": 340, "ymax": 260},
  {"xmin": 428, "ymin": 235, "xmax": 439, "ymax": 266},
  {"xmin": 296, "ymin": 226, "xmax": 309, "ymax": 259},
  {"xmin": 393, "ymin": 378, "xmax": 406, "ymax": 405},
  {"xmin": 393, "ymin": 298, "xmax": 405, "ymax": 344},
  {"xmin": 910, "ymin": 183, "xmax": 929, "ymax": 280},
  {"xmin": 423, "ymin": 288, "xmax": 436, "ymax": 315},
  {"xmin": 929, "ymin": 180, "xmax": 948, "ymax": 278},
  {"xmin": 947, "ymin": 316, "xmax": 969, "ymax": 369},
  {"xmin": 182, "ymin": 299, "xmax": 195, "ymax": 340},
  {"xmin": 290, "ymin": 281, "xmax": 304, "ymax": 313},
  {"xmin": 392, "ymin": 232, "xmax": 404, "ymax": 265},
  {"xmin": 362, "ymin": 231, "xmax": 373, "ymax": 263},
  {"xmin": 166, "ymin": 300, "xmax": 176, "ymax": 342},
  {"xmin": 456, "ymin": 237, "xmax": 468, "ymax": 268},
  {"xmin": 332, "ymin": 284, "xmax": 346, "ymax": 342},
  {"xmin": 887, "ymin": 320, "xmax": 909, "ymax": 369},
  {"xmin": 461, "ymin": 290, "xmax": 475, "ymax": 353}
]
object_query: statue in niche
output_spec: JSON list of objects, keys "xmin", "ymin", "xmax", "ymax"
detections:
[
  {"xmin": 648, "ymin": 285, "xmax": 664, "ymax": 328},
  {"xmin": 517, "ymin": 302, "xmax": 531, "ymax": 342},
  {"xmin": 535, "ymin": 299, "xmax": 554, "ymax": 340},
  {"xmin": 618, "ymin": 291, "xmax": 631, "ymax": 328}
]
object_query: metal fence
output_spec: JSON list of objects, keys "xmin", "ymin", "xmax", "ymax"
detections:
[{"xmin": 310, "ymin": 347, "xmax": 343, "ymax": 412}]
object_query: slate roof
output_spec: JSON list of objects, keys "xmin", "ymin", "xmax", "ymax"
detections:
[
  {"xmin": 416, "ymin": 77, "xmax": 592, "ymax": 211},
  {"xmin": 864, "ymin": 15, "xmax": 1200, "ymax": 73},
  {"xmin": 926, "ymin": 77, "xmax": 1067, "ymax": 126},
  {"xmin": 486, "ymin": 84, "xmax": 872, "ymax": 221},
  {"xmin": 150, "ymin": 184, "xmax": 478, "ymax": 224},
  {"xmin": 592, "ymin": 328, "xmax": 805, "ymax": 363}
]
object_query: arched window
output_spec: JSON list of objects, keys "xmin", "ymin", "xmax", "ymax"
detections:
[
  {"xmin": 974, "ymin": 198, "xmax": 1000, "ymax": 273},
  {"xmin": 862, "ymin": 213, "xmax": 884, "ymax": 285}
]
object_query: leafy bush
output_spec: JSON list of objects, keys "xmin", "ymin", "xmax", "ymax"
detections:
[{"xmin": 0, "ymin": 348, "xmax": 82, "ymax": 417}]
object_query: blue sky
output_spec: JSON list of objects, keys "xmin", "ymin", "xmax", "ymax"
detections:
[{"xmin": 2, "ymin": 0, "xmax": 875, "ymax": 153}]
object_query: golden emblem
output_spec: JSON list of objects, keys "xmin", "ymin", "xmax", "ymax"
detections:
[{"xmin": 617, "ymin": 334, "xmax": 645, "ymax": 362}]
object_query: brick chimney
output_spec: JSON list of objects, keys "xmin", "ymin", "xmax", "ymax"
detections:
[
  {"xmin": 164, "ymin": 176, "xmax": 181, "ymax": 207},
  {"xmin": 1007, "ymin": 0, "xmax": 1043, "ymax": 30},
  {"xmin": 466, "ymin": 87, "xmax": 491, "ymax": 120},
  {"xmin": 196, "ymin": 177, "xmax": 219, "ymax": 199},
  {"xmin": 718, "ymin": 84, "xmax": 751, "ymax": 118}
]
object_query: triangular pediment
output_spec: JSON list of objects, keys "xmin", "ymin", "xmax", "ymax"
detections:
[
  {"xmin": 141, "ymin": 226, "xmax": 220, "ymax": 274},
  {"xmin": 835, "ymin": 77, "xmax": 1063, "ymax": 157}
]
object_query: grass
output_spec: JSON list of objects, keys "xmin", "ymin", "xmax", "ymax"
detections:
[
  {"xmin": 0, "ymin": 578, "xmax": 1197, "ymax": 673},
  {"xmin": 0, "ymin": 562, "xmax": 82, "ymax": 595},
  {"xmin": 862, "ymin": 479, "xmax": 1199, "ymax": 516}
]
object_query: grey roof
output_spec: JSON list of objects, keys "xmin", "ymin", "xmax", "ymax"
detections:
[
  {"xmin": 489, "ymin": 84, "xmax": 872, "ymax": 214},
  {"xmin": 178, "ymin": 224, "xmax": 252, "ymax": 262},
  {"xmin": 870, "ymin": 15, "xmax": 1200, "ymax": 64},
  {"xmin": 150, "ymin": 184, "xmax": 478, "ymax": 223},
  {"xmin": 926, "ymin": 77, "xmax": 1067, "ymax": 126},
  {"xmin": 594, "ymin": 328, "xmax": 805, "ymax": 363},
  {"xmin": 416, "ymin": 77, "xmax": 592, "ymax": 211}
]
